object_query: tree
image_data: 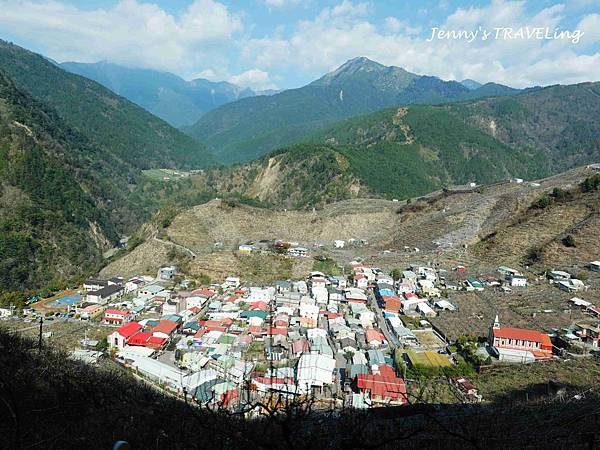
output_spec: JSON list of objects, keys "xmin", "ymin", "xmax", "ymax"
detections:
[
  {"xmin": 390, "ymin": 268, "xmax": 403, "ymax": 282},
  {"xmin": 96, "ymin": 337, "xmax": 109, "ymax": 352},
  {"xmin": 531, "ymin": 195, "xmax": 552, "ymax": 209},
  {"xmin": 562, "ymin": 234, "xmax": 576, "ymax": 247}
]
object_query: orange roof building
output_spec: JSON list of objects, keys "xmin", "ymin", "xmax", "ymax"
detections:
[{"xmin": 489, "ymin": 315, "xmax": 553, "ymax": 361}]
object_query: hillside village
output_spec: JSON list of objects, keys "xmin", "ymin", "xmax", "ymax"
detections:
[{"xmin": 6, "ymin": 239, "xmax": 600, "ymax": 412}]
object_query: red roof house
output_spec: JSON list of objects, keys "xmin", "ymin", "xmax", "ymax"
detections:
[
  {"xmin": 146, "ymin": 336, "xmax": 168, "ymax": 350},
  {"xmin": 356, "ymin": 372, "xmax": 407, "ymax": 404},
  {"xmin": 117, "ymin": 321, "xmax": 142, "ymax": 338},
  {"xmin": 127, "ymin": 331, "xmax": 152, "ymax": 346},
  {"xmin": 152, "ymin": 320, "xmax": 178, "ymax": 338}
]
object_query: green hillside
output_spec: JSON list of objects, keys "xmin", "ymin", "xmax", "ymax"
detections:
[
  {"xmin": 201, "ymin": 83, "xmax": 600, "ymax": 207},
  {"xmin": 0, "ymin": 71, "xmax": 121, "ymax": 290},
  {"xmin": 186, "ymin": 57, "xmax": 521, "ymax": 164},
  {"xmin": 0, "ymin": 40, "xmax": 214, "ymax": 169}
]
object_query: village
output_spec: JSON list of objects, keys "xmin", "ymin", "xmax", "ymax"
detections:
[{"xmin": 3, "ymin": 237, "xmax": 600, "ymax": 413}]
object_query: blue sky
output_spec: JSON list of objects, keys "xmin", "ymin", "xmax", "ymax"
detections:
[{"xmin": 0, "ymin": 0, "xmax": 598, "ymax": 89}]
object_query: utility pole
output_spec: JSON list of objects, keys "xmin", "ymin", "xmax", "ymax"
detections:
[{"xmin": 38, "ymin": 316, "xmax": 43, "ymax": 351}]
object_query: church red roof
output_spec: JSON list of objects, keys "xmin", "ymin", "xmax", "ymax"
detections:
[{"xmin": 493, "ymin": 327, "xmax": 552, "ymax": 346}]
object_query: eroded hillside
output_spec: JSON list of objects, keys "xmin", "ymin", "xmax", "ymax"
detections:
[{"xmin": 104, "ymin": 166, "xmax": 600, "ymax": 281}]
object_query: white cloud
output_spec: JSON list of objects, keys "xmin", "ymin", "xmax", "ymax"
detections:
[
  {"xmin": 0, "ymin": 0, "xmax": 242, "ymax": 75},
  {"xmin": 262, "ymin": 0, "xmax": 299, "ymax": 7},
  {"xmin": 228, "ymin": 68, "xmax": 276, "ymax": 90},
  {"xmin": 241, "ymin": 0, "xmax": 600, "ymax": 88},
  {"xmin": 0, "ymin": 0, "xmax": 597, "ymax": 89},
  {"xmin": 384, "ymin": 17, "xmax": 421, "ymax": 35}
]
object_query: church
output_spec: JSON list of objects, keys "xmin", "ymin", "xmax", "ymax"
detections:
[{"xmin": 489, "ymin": 315, "xmax": 554, "ymax": 363}]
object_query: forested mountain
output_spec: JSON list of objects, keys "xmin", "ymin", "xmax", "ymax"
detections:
[
  {"xmin": 60, "ymin": 61, "xmax": 258, "ymax": 127},
  {"xmin": 0, "ymin": 41, "xmax": 223, "ymax": 292},
  {"xmin": 0, "ymin": 40, "xmax": 214, "ymax": 169},
  {"xmin": 199, "ymin": 82, "xmax": 600, "ymax": 208},
  {"xmin": 185, "ymin": 57, "xmax": 522, "ymax": 164},
  {"xmin": 0, "ymin": 71, "xmax": 120, "ymax": 290}
]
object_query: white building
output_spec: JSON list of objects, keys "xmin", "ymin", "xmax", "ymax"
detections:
[
  {"xmin": 86, "ymin": 284, "xmax": 123, "ymax": 305},
  {"xmin": 223, "ymin": 276, "xmax": 241, "ymax": 288},
  {"xmin": 508, "ymin": 275, "xmax": 528, "ymax": 287},
  {"xmin": 296, "ymin": 354, "xmax": 336, "ymax": 394},
  {"xmin": 159, "ymin": 266, "xmax": 176, "ymax": 280},
  {"xmin": 288, "ymin": 247, "xmax": 308, "ymax": 257}
]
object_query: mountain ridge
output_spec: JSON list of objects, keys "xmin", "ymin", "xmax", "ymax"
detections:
[
  {"xmin": 0, "ymin": 40, "xmax": 214, "ymax": 169},
  {"xmin": 185, "ymin": 57, "xmax": 524, "ymax": 164},
  {"xmin": 194, "ymin": 81, "xmax": 600, "ymax": 208},
  {"xmin": 61, "ymin": 60, "xmax": 259, "ymax": 127}
]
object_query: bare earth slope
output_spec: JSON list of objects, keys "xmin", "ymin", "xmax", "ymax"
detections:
[{"xmin": 103, "ymin": 166, "xmax": 599, "ymax": 281}]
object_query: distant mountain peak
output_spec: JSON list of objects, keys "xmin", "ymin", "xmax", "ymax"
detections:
[
  {"xmin": 314, "ymin": 56, "xmax": 416, "ymax": 87},
  {"xmin": 460, "ymin": 79, "xmax": 482, "ymax": 90}
]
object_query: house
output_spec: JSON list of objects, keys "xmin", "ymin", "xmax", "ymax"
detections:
[
  {"xmin": 159, "ymin": 266, "xmax": 176, "ymax": 281},
  {"xmin": 151, "ymin": 320, "xmax": 178, "ymax": 340},
  {"xmin": 162, "ymin": 299, "xmax": 182, "ymax": 316},
  {"xmin": 417, "ymin": 302, "xmax": 437, "ymax": 318},
  {"xmin": 590, "ymin": 261, "xmax": 600, "ymax": 272},
  {"xmin": 139, "ymin": 284, "xmax": 166, "ymax": 298},
  {"xmin": 434, "ymin": 299, "xmax": 456, "ymax": 311},
  {"xmin": 464, "ymin": 278, "xmax": 484, "ymax": 291},
  {"xmin": 86, "ymin": 284, "xmax": 123, "ymax": 305},
  {"xmin": 77, "ymin": 303, "xmax": 104, "ymax": 320},
  {"xmin": 238, "ymin": 244, "xmax": 254, "ymax": 254},
  {"xmin": 102, "ymin": 308, "xmax": 134, "ymax": 325},
  {"xmin": 451, "ymin": 376, "xmax": 482, "ymax": 403},
  {"xmin": 334, "ymin": 240, "xmax": 345, "ymax": 249},
  {"xmin": 275, "ymin": 280, "xmax": 292, "ymax": 293},
  {"xmin": 345, "ymin": 288, "xmax": 368, "ymax": 303},
  {"xmin": 558, "ymin": 279, "xmax": 586, "ymax": 293},
  {"xmin": 573, "ymin": 323, "xmax": 600, "ymax": 348},
  {"xmin": 296, "ymin": 354, "xmax": 336, "ymax": 394},
  {"xmin": 108, "ymin": 322, "xmax": 143, "ymax": 349},
  {"xmin": 548, "ymin": 270, "xmax": 571, "ymax": 282},
  {"xmin": 292, "ymin": 338, "xmax": 310, "ymax": 356},
  {"xmin": 83, "ymin": 278, "xmax": 109, "ymax": 292},
  {"xmin": 125, "ymin": 278, "xmax": 145, "ymax": 293},
  {"xmin": 498, "ymin": 266, "xmax": 521, "ymax": 277},
  {"xmin": 355, "ymin": 366, "xmax": 407, "ymax": 406},
  {"xmin": 569, "ymin": 297, "xmax": 592, "ymax": 308},
  {"xmin": 489, "ymin": 316, "xmax": 553, "ymax": 362},
  {"xmin": 508, "ymin": 275, "xmax": 527, "ymax": 287},
  {"xmin": 127, "ymin": 331, "xmax": 152, "ymax": 346},
  {"xmin": 365, "ymin": 328, "xmax": 386, "ymax": 348},
  {"xmin": 587, "ymin": 305, "xmax": 600, "ymax": 318},
  {"xmin": 288, "ymin": 247, "xmax": 308, "ymax": 257},
  {"xmin": 223, "ymin": 276, "xmax": 241, "ymax": 288}
]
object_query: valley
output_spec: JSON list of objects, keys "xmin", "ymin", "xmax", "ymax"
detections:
[{"xmin": 0, "ymin": 29, "xmax": 599, "ymax": 449}]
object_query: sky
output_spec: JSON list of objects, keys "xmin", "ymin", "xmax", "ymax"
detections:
[{"xmin": 0, "ymin": 0, "xmax": 598, "ymax": 90}]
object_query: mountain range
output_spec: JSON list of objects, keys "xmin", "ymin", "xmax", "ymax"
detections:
[
  {"xmin": 60, "ymin": 61, "xmax": 269, "ymax": 127},
  {"xmin": 1, "ymin": 40, "xmax": 599, "ymax": 291},
  {"xmin": 184, "ymin": 57, "xmax": 525, "ymax": 164},
  {"xmin": 199, "ymin": 82, "xmax": 600, "ymax": 208},
  {"xmin": 0, "ymin": 40, "xmax": 214, "ymax": 170}
]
